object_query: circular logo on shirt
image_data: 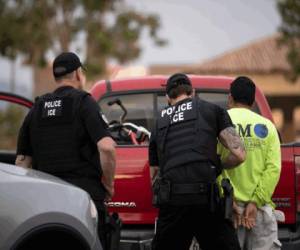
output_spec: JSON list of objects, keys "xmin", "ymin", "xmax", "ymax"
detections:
[{"xmin": 254, "ymin": 124, "xmax": 268, "ymax": 138}]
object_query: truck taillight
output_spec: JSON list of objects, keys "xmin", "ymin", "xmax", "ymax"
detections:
[{"xmin": 296, "ymin": 156, "xmax": 300, "ymax": 212}]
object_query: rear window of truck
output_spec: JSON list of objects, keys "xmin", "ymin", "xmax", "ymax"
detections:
[{"xmin": 99, "ymin": 90, "xmax": 260, "ymax": 136}]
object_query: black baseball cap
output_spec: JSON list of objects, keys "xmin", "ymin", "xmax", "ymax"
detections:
[
  {"xmin": 53, "ymin": 52, "xmax": 85, "ymax": 78},
  {"xmin": 164, "ymin": 73, "xmax": 192, "ymax": 94}
]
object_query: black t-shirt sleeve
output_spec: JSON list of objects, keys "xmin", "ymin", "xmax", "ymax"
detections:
[
  {"xmin": 215, "ymin": 105, "xmax": 233, "ymax": 134},
  {"xmin": 80, "ymin": 95, "xmax": 111, "ymax": 144},
  {"xmin": 17, "ymin": 108, "xmax": 33, "ymax": 156},
  {"xmin": 148, "ymin": 125, "xmax": 159, "ymax": 166}
]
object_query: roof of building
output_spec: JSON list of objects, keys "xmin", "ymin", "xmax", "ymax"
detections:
[
  {"xmin": 189, "ymin": 34, "xmax": 290, "ymax": 74},
  {"xmin": 148, "ymin": 34, "xmax": 300, "ymax": 97}
]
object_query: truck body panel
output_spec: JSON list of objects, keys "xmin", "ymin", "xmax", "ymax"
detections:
[{"xmin": 90, "ymin": 76, "xmax": 300, "ymax": 249}]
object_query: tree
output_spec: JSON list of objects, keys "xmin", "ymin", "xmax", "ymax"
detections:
[
  {"xmin": 0, "ymin": 0, "xmax": 166, "ymax": 79},
  {"xmin": 0, "ymin": 104, "xmax": 26, "ymax": 150},
  {"xmin": 277, "ymin": 0, "xmax": 300, "ymax": 81}
]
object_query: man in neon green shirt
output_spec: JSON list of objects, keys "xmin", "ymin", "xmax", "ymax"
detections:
[{"xmin": 218, "ymin": 76, "xmax": 282, "ymax": 249}]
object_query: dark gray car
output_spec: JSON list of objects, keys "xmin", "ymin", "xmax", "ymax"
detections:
[{"xmin": 0, "ymin": 163, "xmax": 102, "ymax": 250}]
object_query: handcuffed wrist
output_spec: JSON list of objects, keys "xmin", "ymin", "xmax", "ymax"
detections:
[{"xmin": 248, "ymin": 200, "xmax": 258, "ymax": 208}]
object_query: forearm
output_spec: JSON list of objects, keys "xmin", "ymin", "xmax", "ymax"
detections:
[
  {"xmin": 15, "ymin": 155, "xmax": 32, "ymax": 168},
  {"xmin": 97, "ymin": 137, "xmax": 116, "ymax": 190},
  {"xmin": 252, "ymin": 131, "xmax": 281, "ymax": 207},
  {"xmin": 100, "ymin": 150, "xmax": 116, "ymax": 189},
  {"xmin": 223, "ymin": 153, "xmax": 244, "ymax": 169},
  {"xmin": 251, "ymin": 164, "xmax": 281, "ymax": 207},
  {"xmin": 219, "ymin": 127, "xmax": 246, "ymax": 169}
]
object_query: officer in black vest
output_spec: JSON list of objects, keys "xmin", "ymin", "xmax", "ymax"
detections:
[
  {"xmin": 15, "ymin": 52, "xmax": 116, "ymax": 249},
  {"xmin": 149, "ymin": 73, "xmax": 246, "ymax": 250}
]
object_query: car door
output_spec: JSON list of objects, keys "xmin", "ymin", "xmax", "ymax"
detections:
[{"xmin": 0, "ymin": 92, "xmax": 33, "ymax": 165}]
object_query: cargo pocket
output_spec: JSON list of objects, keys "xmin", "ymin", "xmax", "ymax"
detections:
[{"xmin": 271, "ymin": 239, "xmax": 282, "ymax": 250}]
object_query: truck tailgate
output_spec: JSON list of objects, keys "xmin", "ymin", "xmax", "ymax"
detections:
[{"xmin": 107, "ymin": 146, "xmax": 157, "ymax": 224}]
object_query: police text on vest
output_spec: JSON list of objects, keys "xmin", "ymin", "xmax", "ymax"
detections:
[
  {"xmin": 161, "ymin": 101, "xmax": 192, "ymax": 118},
  {"xmin": 44, "ymin": 100, "xmax": 62, "ymax": 117},
  {"xmin": 47, "ymin": 109, "xmax": 56, "ymax": 116},
  {"xmin": 44, "ymin": 100, "xmax": 62, "ymax": 108},
  {"xmin": 161, "ymin": 101, "xmax": 192, "ymax": 123}
]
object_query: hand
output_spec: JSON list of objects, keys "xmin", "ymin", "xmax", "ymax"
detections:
[
  {"xmin": 242, "ymin": 202, "xmax": 257, "ymax": 229},
  {"xmin": 233, "ymin": 201, "xmax": 242, "ymax": 229},
  {"xmin": 104, "ymin": 185, "xmax": 114, "ymax": 201},
  {"xmin": 102, "ymin": 179, "xmax": 115, "ymax": 201}
]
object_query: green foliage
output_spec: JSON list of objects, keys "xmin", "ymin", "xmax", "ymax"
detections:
[
  {"xmin": 277, "ymin": 0, "xmax": 300, "ymax": 81},
  {"xmin": 0, "ymin": 0, "xmax": 166, "ymax": 76},
  {"xmin": 0, "ymin": 104, "xmax": 26, "ymax": 150}
]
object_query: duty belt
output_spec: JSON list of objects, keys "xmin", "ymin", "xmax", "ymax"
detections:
[{"xmin": 172, "ymin": 183, "xmax": 208, "ymax": 195}]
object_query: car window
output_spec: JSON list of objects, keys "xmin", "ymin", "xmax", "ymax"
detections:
[{"xmin": 0, "ymin": 101, "xmax": 28, "ymax": 151}]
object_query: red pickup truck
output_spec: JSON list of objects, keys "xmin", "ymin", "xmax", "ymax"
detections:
[
  {"xmin": 90, "ymin": 75, "xmax": 300, "ymax": 250},
  {"xmin": 0, "ymin": 75, "xmax": 300, "ymax": 250}
]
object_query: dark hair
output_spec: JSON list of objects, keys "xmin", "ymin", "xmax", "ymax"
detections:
[
  {"xmin": 230, "ymin": 76, "xmax": 256, "ymax": 106},
  {"xmin": 168, "ymin": 84, "xmax": 193, "ymax": 99}
]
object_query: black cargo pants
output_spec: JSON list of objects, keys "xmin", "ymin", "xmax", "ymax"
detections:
[
  {"xmin": 152, "ymin": 204, "xmax": 241, "ymax": 250},
  {"xmin": 94, "ymin": 200, "xmax": 110, "ymax": 250}
]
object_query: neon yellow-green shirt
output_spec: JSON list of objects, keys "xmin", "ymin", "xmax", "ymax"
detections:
[{"xmin": 218, "ymin": 108, "xmax": 281, "ymax": 208}]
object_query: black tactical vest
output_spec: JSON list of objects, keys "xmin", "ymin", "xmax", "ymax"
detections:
[
  {"xmin": 30, "ymin": 88, "xmax": 101, "ymax": 180},
  {"xmin": 156, "ymin": 98, "xmax": 221, "ymax": 177}
]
